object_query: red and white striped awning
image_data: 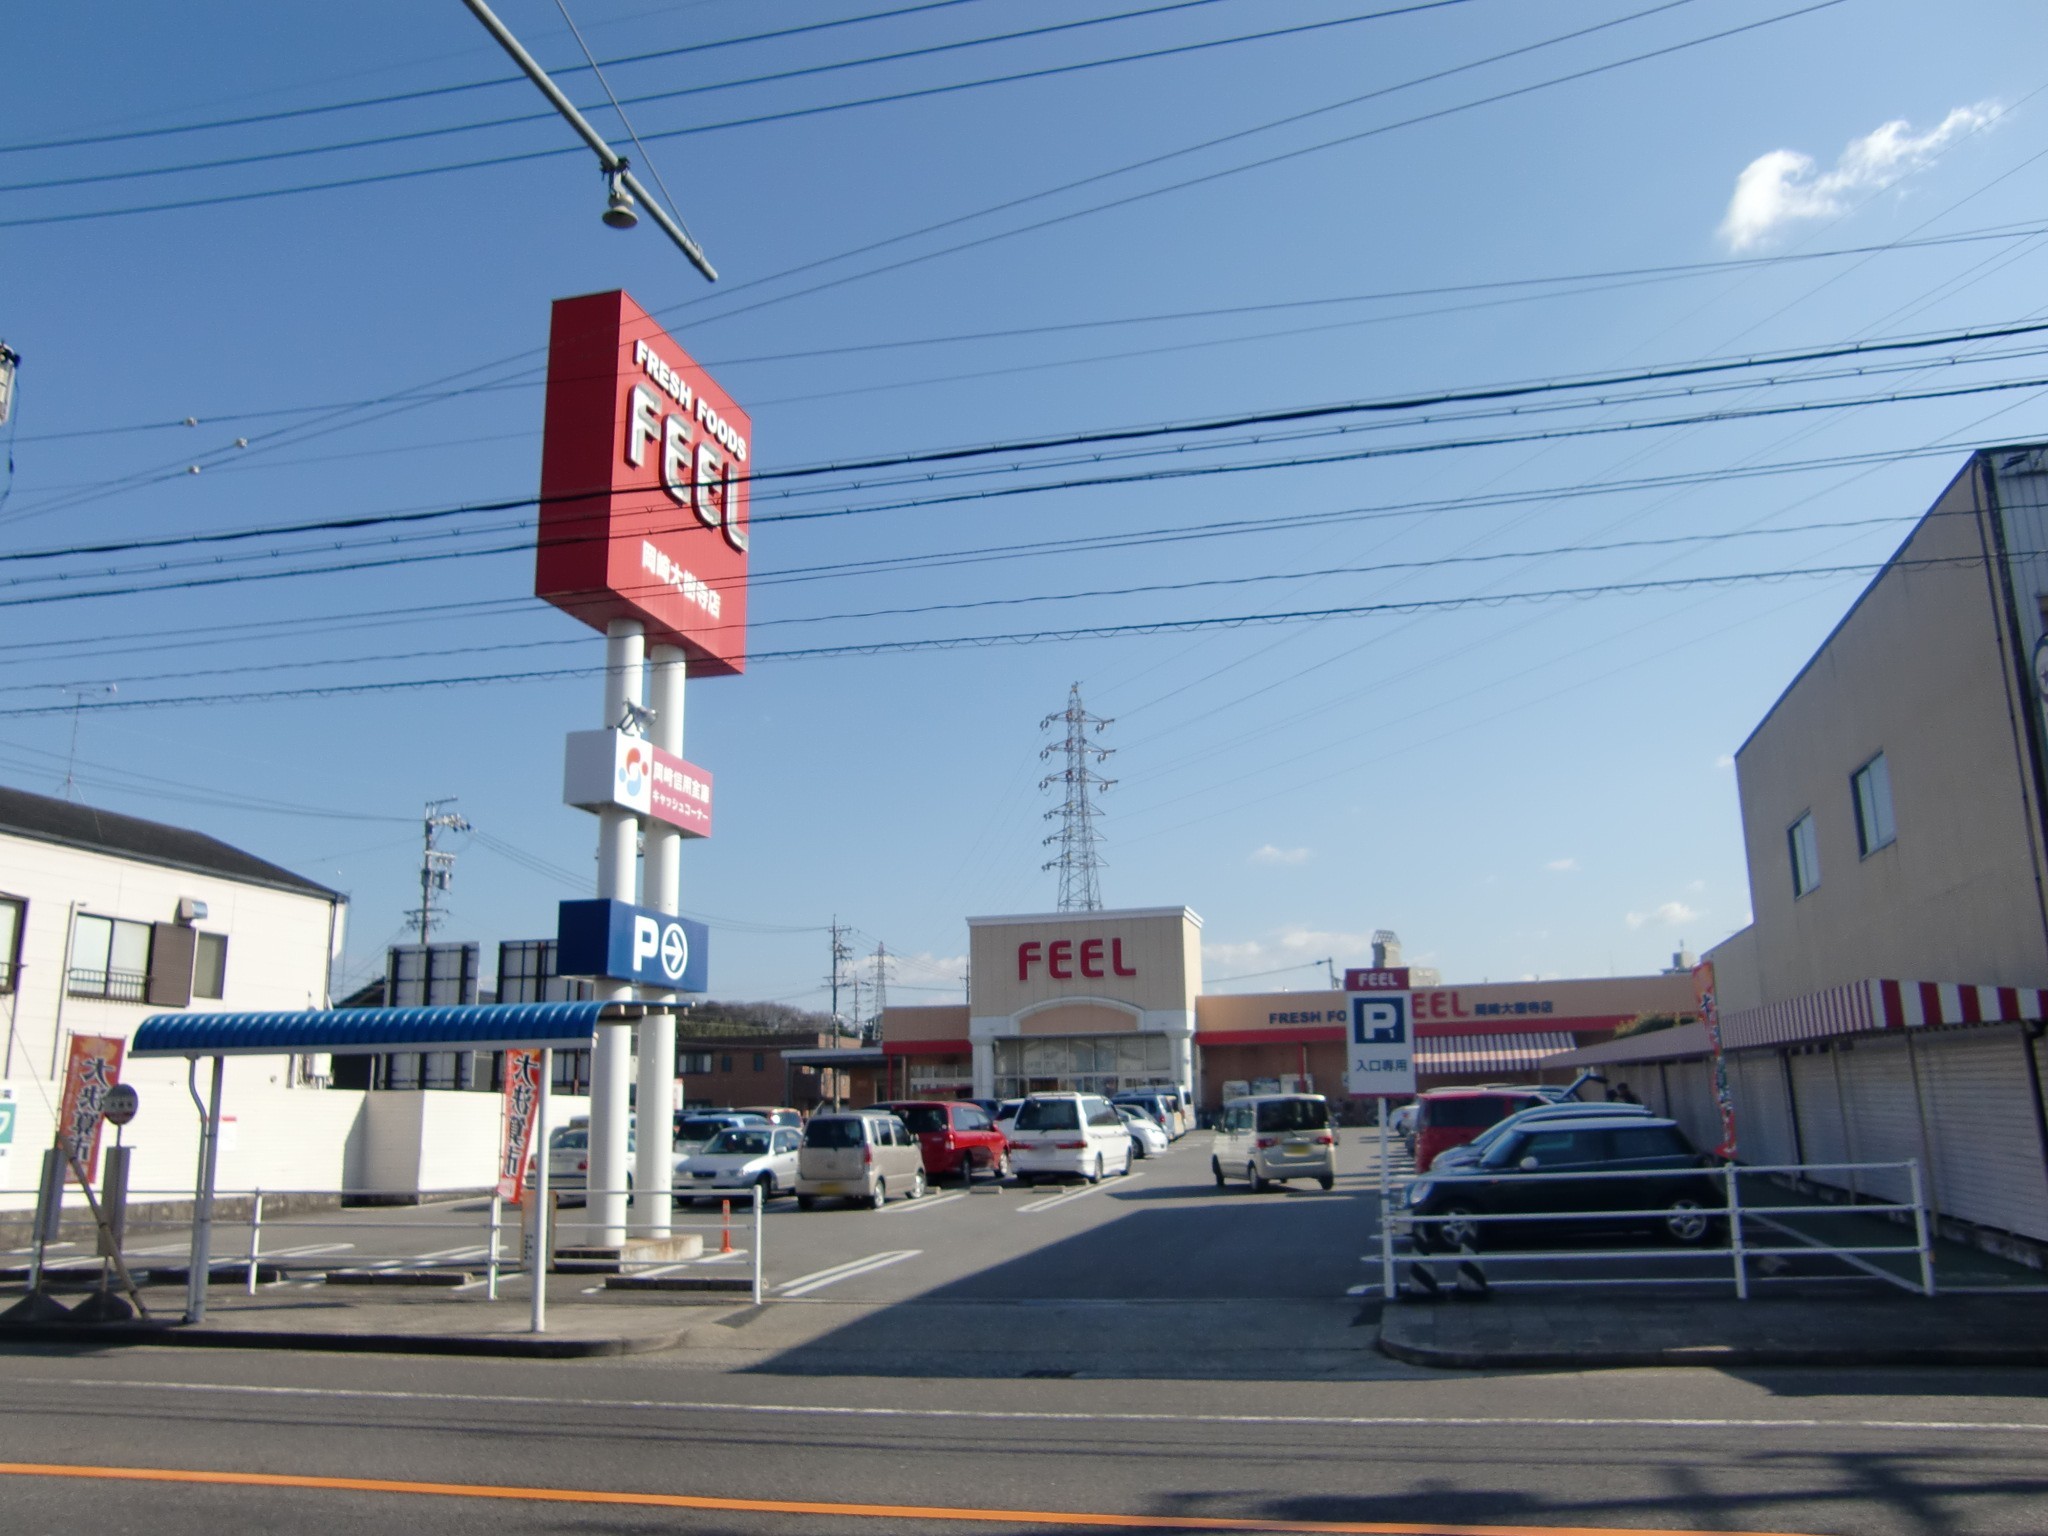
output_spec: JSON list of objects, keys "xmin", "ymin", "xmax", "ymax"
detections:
[
  {"xmin": 1723, "ymin": 979, "xmax": 2048, "ymax": 1049},
  {"xmin": 1418, "ymin": 1030, "xmax": 1579, "ymax": 1074}
]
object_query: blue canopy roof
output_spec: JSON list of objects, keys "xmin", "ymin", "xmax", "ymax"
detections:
[{"xmin": 132, "ymin": 1000, "xmax": 619, "ymax": 1058}]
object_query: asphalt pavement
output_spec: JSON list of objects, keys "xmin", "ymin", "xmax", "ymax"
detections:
[{"xmin": 6, "ymin": 1131, "xmax": 2048, "ymax": 1534}]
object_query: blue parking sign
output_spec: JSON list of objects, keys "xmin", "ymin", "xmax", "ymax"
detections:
[{"xmin": 1345, "ymin": 991, "xmax": 1416, "ymax": 1097}]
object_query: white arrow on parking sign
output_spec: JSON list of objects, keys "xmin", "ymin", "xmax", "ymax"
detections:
[{"xmin": 659, "ymin": 922, "xmax": 688, "ymax": 981}]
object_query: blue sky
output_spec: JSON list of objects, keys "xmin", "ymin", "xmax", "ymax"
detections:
[{"xmin": 3, "ymin": 0, "xmax": 2044, "ymax": 1013}]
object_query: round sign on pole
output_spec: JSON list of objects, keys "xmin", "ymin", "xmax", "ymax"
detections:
[{"xmin": 101, "ymin": 1084, "xmax": 140, "ymax": 1127}]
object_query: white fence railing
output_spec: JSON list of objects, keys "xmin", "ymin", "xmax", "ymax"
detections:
[{"xmin": 1380, "ymin": 1159, "xmax": 1932, "ymax": 1300}]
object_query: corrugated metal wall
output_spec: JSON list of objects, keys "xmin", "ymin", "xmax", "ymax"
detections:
[
  {"xmin": 1789, "ymin": 1050, "xmax": 1853, "ymax": 1173},
  {"xmin": 1838, "ymin": 1038, "xmax": 1919, "ymax": 1203},
  {"xmin": 1661, "ymin": 1059, "xmax": 1722, "ymax": 1154},
  {"xmin": 1914, "ymin": 1026, "xmax": 2048, "ymax": 1241},
  {"xmin": 1733, "ymin": 1051, "xmax": 1798, "ymax": 1167}
]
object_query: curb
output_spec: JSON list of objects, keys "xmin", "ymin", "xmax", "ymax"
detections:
[
  {"xmin": 0, "ymin": 1319, "xmax": 688, "ymax": 1359},
  {"xmin": 1374, "ymin": 1330, "xmax": 2048, "ymax": 1370}
]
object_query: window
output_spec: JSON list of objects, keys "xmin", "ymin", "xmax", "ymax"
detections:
[
  {"xmin": 0, "ymin": 897, "xmax": 21, "ymax": 994},
  {"xmin": 1852, "ymin": 753, "xmax": 1896, "ymax": 856},
  {"xmin": 804, "ymin": 1117, "xmax": 863, "ymax": 1148},
  {"xmin": 1256, "ymin": 1098, "xmax": 1331, "ymax": 1133},
  {"xmin": 69, "ymin": 914, "xmax": 152, "ymax": 1001},
  {"xmin": 752, "ymin": 1052, "xmax": 766, "ymax": 1072},
  {"xmin": 1015, "ymin": 1099, "xmax": 1080, "ymax": 1132},
  {"xmin": 679, "ymin": 1051, "xmax": 712, "ymax": 1075},
  {"xmin": 1788, "ymin": 812, "xmax": 1821, "ymax": 897},
  {"xmin": 193, "ymin": 932, "xmax": 228, "ymax": 999},
  {"xmin": 720, "ymin": 1054, "xmax": 733, "ymax": 1073}
]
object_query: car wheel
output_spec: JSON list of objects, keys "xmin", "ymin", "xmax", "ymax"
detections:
[
  {"xmin": 963, "ymin": 1155, "xmax": 977, "ymax": 1187},
  {"xmin": 1318, "ymin": 1174, "xmax": 1335, "ymax": 1192},
  {"xmin": 869, "ymin": 1179, "xmax": 888, "ymax": 1211},
  {"xmin": 1131, "ymin": 1139, "xmax": 1147, "ymax": 1160},
  {"xmin": 908, "ymin": 1168, "xmax": 927, "ymax": 1200},
  {"xmin": 758, "ymin": 1172, "xmax": 778, "ymax": 1199},
  {"xmin": 1662, "ymin": 1197, "xmax": 1716, "ymax": 1245},
  {"xmin": 1437, "ymin": 1204, "xmax": 1482, "ymax": 1251},
  {"xmin": 1211, "ymin": 1156, "xmax": 1225, "ymax": 1188},
  {"xmin": 796, "ymin": 1194, "xmax": 816, "ymax": 1212},
  {"xmin": 995, "ymin": 1151, "xmax": 1011, "ymax": 1180},
  {"xmin": 1246, "ymin": 1162, "xmax": 1266, "ymax": 1194},
  {"xmin": 1087, "ymin": 1156, "xmax": 1103, "ymax": 1185}
]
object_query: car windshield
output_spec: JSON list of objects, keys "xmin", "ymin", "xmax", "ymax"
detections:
[
  {"xmin": 889, "ymin": 1106, "xmax": 949, "ymax": 1135},
  {"xmin": 804, "ymin": 1118, "xmax": 865, "ymax": 1148},
  {"xmin": 1255, "ymin": 1099, "xmax": 1331, "ymax": 1133},
  {"xmin": 1015, "ymin": 1099, "xmax": 1080, "ymax": 1131},
  {"xmin": 1424, "ymin": 1095, "xmax": 1533, "ymax": 1128},
  {"xmin": 550, "ymin": 1128, "xmax": 586, "ymax": 1150},
  {"xmin": 676, "ymin": 1118, "xmax": 733, "ymax": 1142},
  {"xmin": 704, "ymin": 1130, "xmax": 771, "ymax": 1156}
]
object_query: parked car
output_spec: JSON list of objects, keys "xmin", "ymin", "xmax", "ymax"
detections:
[
  {"xmin": 1007, "ymin": 1093, "xmax": 1133, "ymax": 1185},
  {"xmin": 675, "ymin": 1125, "xmax": 802, "ymax": 1203},
  {"xmin": 1112, "ymin": 1090, "xmax": 1186, "ymax": 1139},
  {"xmin": 673, "ymin": 1111, "xmax": 766, "ymax": 1154},
  {"xmin": 994, "ymin": 1099, "xmax": 1024, "ymax": 1132},
  {"xmin": 1115, "ymin": 1103, "xmax": 1170, "ymax": 1159},
  {"xmin": 1388, "ymin": 1102, "xmax": 1420, "ymax": 1140},
  {"xmin": 1406, "ymin": 1116, "xmax": 1724, "ymax": 1251},
  {"xmin": 1428, "ymin": 1101, "xmax": 1654, "ymax": 1172},
  {"xmin": 737, "ymin": 1106, "xmax": 803, "ymax": 1130},
  {"xmin": 795, "ymin": 1110, "xmax": 927, "ymax": 1209},
  {"xmin": 538, "ymin": 1122, "xmax": 643, "ymax": 1205},
  {"xmin": 1412, "ymin": 1088, "xmax": 1549, "ymax": 1172},
  {"xmin": 873, "ymin": 1099, "xmax": 1010, "ymax": 1184},
  {"xmin": 1212, "ymin": 1093, "xmax": 1337, "ymax": 1192}
]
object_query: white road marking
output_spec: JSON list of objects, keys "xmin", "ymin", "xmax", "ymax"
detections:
[
  {"xmin": 776, "ymin": 1249, "xmax": 920, "ymax": 1296},
  {"xmin": 256, "ymin": 1242, "xmax": 355, "ymax": 1259},
  {"xmin": 37, "ymin": 1379, "xmax": 2048, "ymax": 1437},
  {"xmin": 882, "ymin": 1190, "xmax": 967, "ymax": 1216},
  {"xmin": 1017, "ymin": 1171, "xmax": 1143, "ymax": 1214}
]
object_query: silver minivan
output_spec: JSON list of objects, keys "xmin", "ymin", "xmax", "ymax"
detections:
[
  {"xmin": 795, "ymin": 1110, "xmax": 928, "ymax": 1210},
  {"xmin": 1212, "ymin": 1093, "xmax": 1337, "ymax": 1192}
]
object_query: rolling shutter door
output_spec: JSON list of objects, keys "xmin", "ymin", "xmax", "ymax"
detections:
[
  {"xmin": 1912, "ymin": 1027, "xmax": 2048, "ymax": 1242},
  {"xmin": 1732, "ymin": 1050, "xmax": 1796, "ymax": 1169},
  {"xmin": 1789, "ymin": 1050, "xmax": 1851, "ymax": 1191},
  {"xmin": 1662, "ymin": 1059, "xmax": 1721, "ymax": 1155},
  {"xmin": 1837, "ymin": 1037, "xmax": 1916, "ymax": 1203}
]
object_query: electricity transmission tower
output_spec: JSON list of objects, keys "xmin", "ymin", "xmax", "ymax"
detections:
[
  {"xmin": 1040, "ymin": 683, "xmax": 1114, "ymax": 912},
  {"xmin": 868, "ymin": 942, "xmax": 889, "ymax": 1042},
  {"xmin": 405, "ymin": 799, "xmax": 471, "ymax": 945}
]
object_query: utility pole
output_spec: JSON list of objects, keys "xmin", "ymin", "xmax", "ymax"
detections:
[
  {"xmin": 405, "ymin": 799, "xmax": 471, "ymax": 945},
  {"xmin": 1040, "ymin": 682, "xmax": 1114, "ymax": 912},
  {"xmin": 826, "ymin": 918, "xmax": 853, "ymax": 1108}
]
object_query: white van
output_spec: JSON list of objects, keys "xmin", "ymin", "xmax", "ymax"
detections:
[
  {"xmin": 1007, "ymin": 1093, "xmax": 1134, "ymax": 1185},
  {"xmin": 1212, "ymin": 1093, "xmax": 1337, "ymax": 1192}
]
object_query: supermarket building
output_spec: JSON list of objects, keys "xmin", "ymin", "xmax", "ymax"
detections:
[{"xmin": 876, "ymin": 907, "xmax": 1693, "ymax": 1112}]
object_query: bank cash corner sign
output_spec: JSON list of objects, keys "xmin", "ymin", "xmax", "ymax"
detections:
[
  {"xmin": 1345, "ymin": 967, "xmax": 1415, "ymax": 1097},
  {"xmin": 557, "ymin": 898, "xmax": 708, "ymax": 992},
  {"xmin": 562, "ymin": 729, "xmax": 713, "ymax": 836},
  {"xmin": 533, "ymin": 289, "xmax": 750, "ymax": 677}
]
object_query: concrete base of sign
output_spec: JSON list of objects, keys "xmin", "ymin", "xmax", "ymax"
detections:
[
  {"xmin": 553, "ymin": 1233, "xmax": 704, "ymax": 1273},
  {"xmin": 68, "ymin": 1287, "xmax": 138, "ymax": 1323},
  {"xmin": 0, "ymin": 1288, "xmax": 74, "ymax": 1325}
]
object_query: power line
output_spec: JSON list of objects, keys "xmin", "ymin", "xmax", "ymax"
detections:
[{"xmin": 0, "ymin": 550, "xmax": 2023, "ymax": 720}]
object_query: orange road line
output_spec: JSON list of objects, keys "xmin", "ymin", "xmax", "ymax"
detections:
[{"xmin": 0, "ymin": 1460, "xmax": 1810, "ymax": 1536}]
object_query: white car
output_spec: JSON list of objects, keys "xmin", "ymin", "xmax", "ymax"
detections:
[
  {"xmin": 1007, "ymin": 1093, "xmax": 1134, "ymax": 1185},
  {"xmin": 1116, "ymin": 1104, "xmax": 1170, "ymax": 1159},
  {"xmin": 675, "ymin": 1125, "xmax": 802, "ymax": 1203}
]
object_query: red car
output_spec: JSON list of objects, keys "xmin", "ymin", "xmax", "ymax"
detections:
[
  {"xmin": 1413, "ymin": 1088, "xmax": 1548, "ymax": 1172},
  {"xmin": 872, "ymin": 1100, "xmax": 1009, "ymax": 1185}
]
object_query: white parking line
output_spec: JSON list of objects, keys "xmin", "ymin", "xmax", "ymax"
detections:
[
  {"xmin": 881, "ymin": 1190, "xmax": 968, "ymax": 1216},
  {"xmin": 1017, "ymin": 1171, "xmax": 1144, "ymax": 1214},
  {"xmin": 776, "ymin": 1249, "xmax": 920, "ymax": 1297}
]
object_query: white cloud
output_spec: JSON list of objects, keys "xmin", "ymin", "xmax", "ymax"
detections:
[
  {"xmin": 1249, "ymin": 843, "xmax": 1311, "ymax": 866},
  {"xmin": 1718, "ymin": 103, "xmax": 1998, "ymax": 250},
  {"xmin": 1715, "ymin": 753, "xmax": 1736, "ymax": 770},
  {"xmin": 1204, "ymin": 927, "xmax": 1375, "ymax": 976},
  {"xmin": 1544, "ymin": 857, "xmax": 1579, "ymax": 873},
  {"xmin": 1625, "ymin": 900, "xmax": 1701, "ymax": 930}
]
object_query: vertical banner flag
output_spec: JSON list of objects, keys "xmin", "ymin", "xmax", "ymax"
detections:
[
  {"xmin": 57, "ymin": 1033, "xmax": 125, "ymax": 1185},
  {"xmin": 1345, "ymin": 968, "xmax": 1415, "ymax": 1097},
  {"xmin": 497, "ymin": 1049, "xmax": 545, "ymax": 1201},
  {"xmin": 1692, "ymin": 961, "xmax": 1738, "ymax": 1159}
]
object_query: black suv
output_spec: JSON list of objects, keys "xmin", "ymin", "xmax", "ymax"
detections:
[{"xmin": 1405, "ymin": 1117, "xmax": 1724, "ymax": 1251}]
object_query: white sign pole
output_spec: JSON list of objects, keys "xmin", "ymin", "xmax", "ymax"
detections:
[
  {"xmin": 634, "ymin": 644, "xmax": 686, "ymax": 1237},
  {"xmin": 589, "ymin": 619, "xmax": 644, "ymax": 1249},
  {"xmin": 529, "ymin": 1047, "xmax": 552, "ymax": 1334}
]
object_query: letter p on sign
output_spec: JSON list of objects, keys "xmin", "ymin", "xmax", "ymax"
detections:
[{"xmin": 632, "ymin": 915, "xmax": 661, "ymax": 970}]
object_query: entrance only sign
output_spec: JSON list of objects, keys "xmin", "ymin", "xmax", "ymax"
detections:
[{"xmin": 1345, "ymin": 986, "xmax": 1416, "ymax": 1098}]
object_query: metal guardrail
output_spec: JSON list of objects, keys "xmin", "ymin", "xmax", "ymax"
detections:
[
  {"xmin": 1379, "ymin": 1159, "xmax": 1933, "ymax": 1300},
  {"xmin": 71, "ymin": 1183, "xmax": 767, "ymax": 1308}
]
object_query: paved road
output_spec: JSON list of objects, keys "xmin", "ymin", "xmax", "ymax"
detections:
[{"xmin": 9, "ymin": 1132, "xmax": 2047, "ymax": 1534}]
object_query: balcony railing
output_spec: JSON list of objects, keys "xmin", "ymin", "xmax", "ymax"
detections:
[{"xmin": 68, "ymin": 966, "xmax": 149, "ymax": 1002}]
